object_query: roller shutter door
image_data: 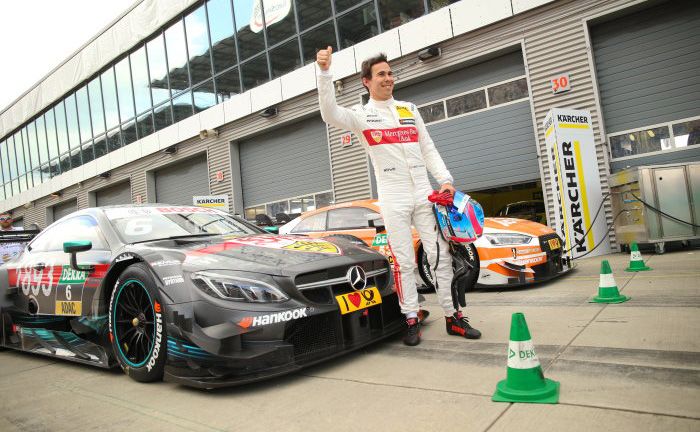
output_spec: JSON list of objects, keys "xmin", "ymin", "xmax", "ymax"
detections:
[
  {"xmin": 394, "ymin": 51, "xmax": 539, "ymax": 191},
  {"xmin": 591, "ymin": 0, "xmax": 700, "ymax": 170},
  {"xmin": 154, "ymin": 155, "xmax": 209, "ymax": 205},
  {"xmin": 95, "ymin": 182, "xmax": 131, "ymax": 207},
  {"xmin": 53, "ymin": 199, "xmax": 77, "ymax": 221},
  {"xmin": 240, "ymin": 116, "xmax": 331, "ymax": 206}
]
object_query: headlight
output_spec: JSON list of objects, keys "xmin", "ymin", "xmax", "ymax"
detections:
[
  {"xmin": 191, "ymin": 271, "xmax": 288, "ymax": 303},
  {"xmin": 485, "ymin": 233, "xmax": 533, "ymax": 245}
]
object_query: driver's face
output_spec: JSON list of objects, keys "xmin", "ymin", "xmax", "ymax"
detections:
[{"xmin": 363, "ymin": 62, "xmax": 394, "ymax": 101}]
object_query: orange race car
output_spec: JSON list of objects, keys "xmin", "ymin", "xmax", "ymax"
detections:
[{"xmin": 278, "ymin": 200, "xmax": 572, "ymax": 289}]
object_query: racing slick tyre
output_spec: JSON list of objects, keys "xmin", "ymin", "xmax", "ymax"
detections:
[
  {"xmin": 417, "ymin": 243, "xmax": 479, "ymax": 293},
  {"xmin": 109, "ymin": 263, "xmax": 167, "ymax": 383}
]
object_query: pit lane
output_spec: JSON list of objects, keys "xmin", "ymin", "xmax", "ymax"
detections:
[{"xmin": 1, "ymin": 249, "xmax": 698, "ymax": 431}]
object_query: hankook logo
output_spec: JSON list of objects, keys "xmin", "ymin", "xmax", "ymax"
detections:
[{"xmin": 346, "ymin": 266, "xmax": 367, "ymax": 291}]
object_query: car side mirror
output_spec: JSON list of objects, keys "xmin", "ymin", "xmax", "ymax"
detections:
[
  {"xmin": 368, "ymin": 214, "xmax": 386, "ymax": 233},
  {"xmin": 63, "ymin": 240, "xmax": 94, "ymax": 272},
  {"xmin": 263, "ymin": 226, "xmax": 279, "ymax": 234}
]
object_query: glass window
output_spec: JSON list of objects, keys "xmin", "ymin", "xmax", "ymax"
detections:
[
  {"xmin": 487, "ymin": 78, "xmax": 529, "ymax": 106},
  {"xmin": 172, "ymin": 91, "xmax": 194, "ymax": 122},
  {"xmin": 418, "ymin": 102, "xmax": 446, "ymax": 123},
  {"xmin": 379, "ymin": 0, "xmax": 425, "ymax": 31},
  {"xmin": 297, "ymin": 0, "xmax": 332, "ymax": 31},
  {"xmin": 35, "ymin": 116, "xmax": 49, "ymax": 163},
  {"xmin": 131, "ymin": 46, "xmax": 153, "ymax": 115},
  {"xmin": 137, "ymin": 112, "xmax": 154, "ymax": 138},
  {"xmin": 337, "ymin": 3, "xmax": 378, "ymax": 49},
  {"xmin": 76, "ymin": 86, "xmax": 93, "ymax": 143},
  {"xmin": 291, "ymin": 212, "xmax": 327, "ymax": 232},
  {"xmin": 26, "ymin": 123, "xmax": 40, "ymax": 169},
  {"xmin": 88, "ymin": 77, "xmax": 106, "ymax": 136},
  {"xmin": 54, "ymin": 102, "xmax": 70, "ymax": 156},
  {"xmin": 193, "ymin": 80, "xmax": 217, "ymax": 112},
  {"xmin": 31, "ymin": 216, "xmax": 108, "ymax": 252},
  {"xmin": 215, "ymin": 68, "xmax": 241, "ymax": 102},
  {"xmin": 301, "ymin": 21, "xmax": 336, "ymax": 64},
  {"xmin": 48, "ymin": 158, "xmax": 61, "ymax": 178},
  {"xmin": 81, "ymin": 141, "xmax": 95, "ymax": 164},
  {"xmin": 165, "ymin": 20, "xmax": 190, "ymax": 95},
  {"xmin": 69, "ymin": 149, "xmax": 82, "ymax": 171},
  {"xmin": 328, "ymin": 207, "xmax": 377, "ymax": 229},
  {"xmin": 208, "ymin": 0, "xmax": 238, "ymax": 74},
  {"xmin": 21, "ymin": 128, "xmax": 33, "ymax": 174},
  {"xmin": 241, "ymin": 54, "xmax": 270, "ymax": 91},
  {"xmin": 122, "ymin": 120, "xmax": 138, "ymax": 146},
  {"xmin": 270, "ymin": 38, "xmax": 301, "ymax": 78},
  {"xmin": 429, "ymin": 0, "xmax": 451, "ymax": 11},
  {"xmin": 263, "ymin": 0, "xmax": 297, "ymax": 47},
  {"xmin": 315, "ymin": 191, "xmax": 334, "ymax": 209},
  {"xmin": 244, "ymin": 205, "xmax": 266, "ymax": 221},
  {"xmin": 186, "ymin": 5, "xmax": 213, "ymax": 85},
  {"xmin": 64, "ymin": 93, "xmax": 81, "ymax": 151},
  {"xmin": 115, "ymin": 56, "xmax": 136, "ymax": 122},
  {"xmin": 335, "ymin": 0, "xmax": 364, "ymax": 13},
  {"xmin": 106, "ymin": 128, "xmax": 122, "ymax": 153},
  {"xmin": 59, "ymin": 153, "xmax": 72, "ymax": 174},
  {"xmin": 13, "ymin": 133, "xmax": 27, "ymax": 176},
  {"xmin": 235, "ymin": 0, "xmax": 266, "ymax": 60},
  {"xmin": 101, "ymin": 68, "xmax": 120, "ymax": 129},
  {"xmin": 446, "ymin": 90, "xmax": 487, "ymax": 117},
  {"xmin": 45, "ymin": 108, "xmax": 60, "ymax": 161},
  {"xmin": 0, "ymin": 140, "xmax": 10, "ymax": 182},
  {"xmin": 266, "ymin": 200, "xmax": 289, "ymax": 219},
  {"xmin": 6, "ymin": 137, "xmax": 17, "ymax": 179},
  {"xmin": 93, "ymin": 135, "xmax": 108, "ymax": 159},
  {"xmin": 153, "ymin": 102, "xmax": 173, "ymax": 131},
  {"xmin": 609, "ymin": 126, "xmax": 671, "ymax": 159},
  {"xmin": 147, "ymin": 34, "xmax": 170, "ymax": 106},
  {"xmin": 672, "ymin": 119, "xmax": 700, "ymax": 148}
]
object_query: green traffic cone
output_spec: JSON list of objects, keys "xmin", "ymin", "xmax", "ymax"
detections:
[
  {"xmin": 625, "ymin": 242, "xmax": 651, "ymax": 272},
  {"xmin": 590, "ymin": 260, "xmax": 629, "ymax": 303},
  {"xmin": 492, "ymin": 312, "xmax": 559, "ymax": 404}
]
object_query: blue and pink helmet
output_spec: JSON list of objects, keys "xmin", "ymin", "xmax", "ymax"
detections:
[{"xmin": 429, "ymin": 190, "xmax": 485, "ymax": 244}]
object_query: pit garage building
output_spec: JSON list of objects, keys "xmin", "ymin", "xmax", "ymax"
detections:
[{"xmin": 1, "ymin": 0, "xmax": 698, "ymax": 250}]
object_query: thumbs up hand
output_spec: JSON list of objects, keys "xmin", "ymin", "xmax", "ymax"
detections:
[{"xmin": 316, "ymin": 46, "xmax": 333, "ymax": 71}]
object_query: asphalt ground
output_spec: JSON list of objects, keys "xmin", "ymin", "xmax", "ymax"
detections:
[{"xmin": 1, "ymin": 248, "xmax": 698, "ymax": 431}]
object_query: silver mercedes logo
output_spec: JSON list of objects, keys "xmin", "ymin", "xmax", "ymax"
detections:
[{"xmin": 346, "ymin": 265, "xmax": 367, "ymax": 291}]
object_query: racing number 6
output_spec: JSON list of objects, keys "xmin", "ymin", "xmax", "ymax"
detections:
[{"xmin": 66, "ymin": 285, "xmax": 72, "ymax": 301}]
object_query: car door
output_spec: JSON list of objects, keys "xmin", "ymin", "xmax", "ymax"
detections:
[{"xmin": 8, "ymin": 215, "xmax": 112, "ymax": 316}]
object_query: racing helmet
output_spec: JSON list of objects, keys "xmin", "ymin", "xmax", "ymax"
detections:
[{"xmin": 432, "ymin": 190, "xmax": 485, "ymax": 243}]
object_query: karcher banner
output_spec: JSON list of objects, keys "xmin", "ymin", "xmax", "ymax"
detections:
[
  {"xmin": 543, "ymin": 108, "xmax": 610, "ymax": 258},
  {"xmin": 193, "ymin": 195, "xmax": 229, "ymax": 213}
]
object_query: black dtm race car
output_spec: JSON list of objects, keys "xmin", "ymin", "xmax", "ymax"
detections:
[{"xmin": 0, "ymin": 205, "xmax": 403, "ymax": 388}]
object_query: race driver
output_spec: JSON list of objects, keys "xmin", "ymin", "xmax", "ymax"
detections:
[{"xmin": 316, "ymin": 47, "xmax": 481, "ymax": 345}]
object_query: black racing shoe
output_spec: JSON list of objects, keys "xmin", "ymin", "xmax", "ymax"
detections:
[
  {"xmin": 403, "ymin": 318, "xmax": 421, "ymax": 346},
  {"xmin": 446, "ymin": 311, "xmax": 481, "ymax": 339}
]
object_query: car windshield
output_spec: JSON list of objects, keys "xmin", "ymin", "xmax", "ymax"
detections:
[{"xmin": 104, "ymin": 206, "xmax": 262, "ymax": 243}]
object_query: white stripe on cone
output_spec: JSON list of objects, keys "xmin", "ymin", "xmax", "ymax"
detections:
[
  {"xmin": 630, "ymin": 251, "xmax": 642, "ymax": 261},
  {"xmin": 507, "ymin": 340, "xmax": 541, "ymax": 369},
  {"xmin": 599, "ymin": 272, "xmax": 617, "ymax": 288}
]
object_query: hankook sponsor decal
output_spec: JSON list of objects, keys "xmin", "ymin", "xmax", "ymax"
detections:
[{"xmin": 238, "ymin": 307, "xmax": 309, "ymax": 328}]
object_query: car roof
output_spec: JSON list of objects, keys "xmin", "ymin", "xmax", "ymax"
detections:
[{"xmin": 298, "ymin": 199, "xmax": 379, "ymax": 219}]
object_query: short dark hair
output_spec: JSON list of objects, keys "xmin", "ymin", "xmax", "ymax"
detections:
[{"xmin": 361, "ymin": 53, "xmax": 389, "ymax": 91}]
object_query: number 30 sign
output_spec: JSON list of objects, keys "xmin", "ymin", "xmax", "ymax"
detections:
[{"xmin": 551, "ymin": 74, "xmax": 570, "ymax": 94}]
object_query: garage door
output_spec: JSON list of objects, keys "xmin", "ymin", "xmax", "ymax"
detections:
[
  {"xmin": 154, "ymin": 154, "xmax": 209, "ymax": 205},
  {"xmin": 53, "ymin": 199, "xmax": 78, "ymax": 221},
  {"xmin": 591, "ymin": 0, "xmax": 700, "ymax": 171},
  {"xmin": 95, "ymin": 181, "xmax": 131, "ymax": 206},
  {"xmin": 239, "ymin": 116, "xmax": 331, "ymax": 207},
  {"xmin": 394, "ymin": 51, "xmax": 539, "ymax": 191}
]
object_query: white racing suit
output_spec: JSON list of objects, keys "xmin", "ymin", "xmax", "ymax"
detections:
[{"xmin": 318, "ymin": 70, "xmax": 456, "ymax": 317}]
